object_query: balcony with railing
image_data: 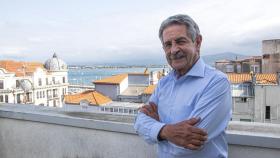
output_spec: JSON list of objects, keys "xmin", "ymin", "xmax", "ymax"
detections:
[{"xmin": 0, "ymin": 103, "xmax": 279, "ymax": 158}]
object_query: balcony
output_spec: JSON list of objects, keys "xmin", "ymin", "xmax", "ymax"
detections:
[{"xmin": 0, "ymin": 103, "xmax": 279, "ymax": 158}]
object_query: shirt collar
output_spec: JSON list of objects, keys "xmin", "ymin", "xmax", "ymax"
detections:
[{"xmin": 172, "ymin": 57, "xmax": 206, "ymax": 79}]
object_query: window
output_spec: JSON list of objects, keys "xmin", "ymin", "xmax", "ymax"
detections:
[
  {"xmin": 46, "ymin": 78, "xmax": 49, "ymax": 85},
  {"xmin": 225, "ymin": 64, "xmax": 234, "ymax": 73},
  {"xmin": 265, "ymin": 106, "xmax": 270, "ymax": 120},
  {"xmin": 17, "ymin": 94, "xmax": 20, "ymax": 103},
  {"xmin": 250, "ymin": 65, "xmax": 260, "ymax": 73},
  {"xmin": 26, "ymin": 93, "xmax": 31, "ymax": 102},
  {"xmin": 63, "ymin": 77, "xmax": 66, "ymax": 83},
  {"xmin": 113, "ymin": 108, "xmax": 118, "ymax": 112},
  {"xmin": 37, "ymin": 91, "xmax": 39, "ymax": 99},
  {"xmin": 16, "ymin": 80, "xmax": 20, "ymax": 88},
  {"xmin": 52, "ymin": 77, "xmax": 55, "ymax": 84},
  {"xmin": 0, "ymin": 95, "xmax": 3, "ymax": 102},
  {"xmin": 43, "ymin": 91, "xmax": 45, "ymax": 98},
  {"xmin": 100, "ymin": 107, "xmax": 105, "ymax": 111},
  {"xmin": 240, "ymin": 119, "xmax": 251, "ymax": 122},
  {"xmin": 236, "ymin": 65, "xmax": 241, "ymax": 73},
  {"xmin": 119, "ymin": 108, "xmax": 124, "ymax": 113},
  {"xmin": 53, "ymin": 100, "xmax": 56, "ymax": 107},
  {"xmin": 5, "ymin": 95, "xmax": 8, "ymax": 103},
  {"xmin": 0, "ymin": 80, "xmax": 3, "ymax": 89},
  {"xmin": 241, "ymin": 97, "xmax": 247, "ymax": 103},
  {"xmin": 38, "ymin": 78, "xmax": 42, "ymax": 86},
  {"xmin": 53, "ymin": 89, "xmax": 58, "ymax": 97}
]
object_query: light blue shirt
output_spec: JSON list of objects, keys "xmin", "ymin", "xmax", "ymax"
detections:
[{"xmin": 134, "ymin": 58, "xmax": 232, "ymax": 158}]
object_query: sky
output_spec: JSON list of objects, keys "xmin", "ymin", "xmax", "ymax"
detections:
[{"xmin": 1, "ymin": 0, "xmax": 280, "ymax": 65}]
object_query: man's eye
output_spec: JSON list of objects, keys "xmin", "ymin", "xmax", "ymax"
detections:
[
  {"xmin": 164, "ymin": 43, "xmax": 171, "ymax": 48},
  {"xmin": 177, "ymin": 40, "xmax": 186, "ymax": 44}
]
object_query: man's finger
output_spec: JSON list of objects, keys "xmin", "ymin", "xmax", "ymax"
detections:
[
  {"xmin": 185, "ymin": 144, "xmax": 201, "ymax": 150},
  {"xmin": 190, "ymin": 139, "xmax": 204, "ymax": 146},
  {"xmin": 140, "ymin": 107, "xmax": 150, "ymax": 115},
  {"xmin": 150, "ymin": 104, "xmax": 157, "ymax": 112},
  {"xmin": 190, "ymin": 126, "xmax": 207, "ymax": 136},
  {"xmin": 185, "ymin": 117, "xmax": 200, "ymax": 125},
  {"xmin": 189, "ymin": 132, "xmax": 208, "ymax": 142}
]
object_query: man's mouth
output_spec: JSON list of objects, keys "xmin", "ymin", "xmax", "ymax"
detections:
[{"xmin": 170, "ymin": 52, "xmax": 185, "ymax": 60}]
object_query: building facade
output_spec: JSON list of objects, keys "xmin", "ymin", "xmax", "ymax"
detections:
[
  {"xmin": 262, "ymin": 39, "xmax": 280, "ymax": 73},
  {"xmin": 0, "ymin": 54, "xmax": 69, "ymax": 107},
  {"xmin": 215, "ymin": 57, "xmax": 262, "ymax": 73},
  {"xmin": 228, "ymin": 73, "xmax": 280, "ymax": 123}
]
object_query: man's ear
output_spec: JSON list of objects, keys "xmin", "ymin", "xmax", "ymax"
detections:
[
  {"xmin": 195, "ymin": 35, "xmax": 202, "ymax": 49},
  {"xmin": 195, "ymin": 35, "xmax": 202, "ymax": 55}
]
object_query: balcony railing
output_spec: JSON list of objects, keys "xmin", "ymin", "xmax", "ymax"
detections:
[{"xmin": 0, "ymin": 103, "xmax": 279, "ymax": 158}]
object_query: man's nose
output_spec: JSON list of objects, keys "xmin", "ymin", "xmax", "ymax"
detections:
[{"xmin": 171, "ymin": 43, "xmax": 179, "ymax": 54}]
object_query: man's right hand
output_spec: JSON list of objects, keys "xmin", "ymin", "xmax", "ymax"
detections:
[{"xmin": 159, "ymin": 118, "xmax": 208, "ymax": 150}]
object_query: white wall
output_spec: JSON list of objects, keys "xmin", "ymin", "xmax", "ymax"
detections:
[
  {"xmin": 119, "ymin": 77, "xmax": 128, "ymax": 94},
  {"xmin": 95, "ymin": 84, "xmax": 119, "ymax": 100},
  {"xmin": 128, "ymin": 74, "xmax": 149, "ymax": 85},
  {"xmin": 0, "ymin": 105, "xmax": 279, "ymax": 158},
  {"xmin": 254, "ymin": 85, "xmax": 280, "ymax": 123}
]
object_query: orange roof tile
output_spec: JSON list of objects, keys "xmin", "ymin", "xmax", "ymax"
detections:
[
  {"xmin": 227, "ymin": 73, "xmax": 278, "ymax": 85},
  {"xmin": 143, "ymin": 84, "xmax": 157, "ymax": 94},
  {"xmin": 93, "ymin": 74, "xmax": 128, "ymax": 85},
  {"xmin": 0, "ymin": 60, "xmax": 45, "ymax": 77},
  {"xmin": 64, "ymin": 90, "xmax": 112, "ymax": 106}
]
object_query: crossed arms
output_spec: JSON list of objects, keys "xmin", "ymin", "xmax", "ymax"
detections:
[{"xmin": 134, "ymin": 77, "xmax": 232, "ymax": 151}]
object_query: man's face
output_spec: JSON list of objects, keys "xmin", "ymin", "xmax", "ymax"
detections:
[{"xmin": 162, "ymin": 24, "xmax": 201, "ymax": 75}]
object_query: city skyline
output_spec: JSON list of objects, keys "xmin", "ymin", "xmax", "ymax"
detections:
[{"xmin": 1, "ymin": 0, "xmax": 280, "ymax": 64}]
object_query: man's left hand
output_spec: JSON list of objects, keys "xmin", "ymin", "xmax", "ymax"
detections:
[{"xmin": 139, "ymin": 102, "xmax": 159, "ymax": 121}]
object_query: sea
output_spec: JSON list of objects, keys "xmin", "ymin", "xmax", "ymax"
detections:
[{"xmin": 68, "ymin": 67, "xmax": 169, "ymax": 86}]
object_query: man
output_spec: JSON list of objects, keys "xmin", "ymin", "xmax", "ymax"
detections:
[{"xmin": 134, "ymin": 14, "xmax": 232, "ymax": 158}]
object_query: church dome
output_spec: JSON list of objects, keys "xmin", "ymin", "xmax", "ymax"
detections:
[{"xmin": 44, "ymin": 53, "xmax": 67, "ymax": 71}]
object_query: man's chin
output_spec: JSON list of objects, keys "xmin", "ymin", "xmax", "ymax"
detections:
[{"xmin": 171, "ymin": 64, "xmax": 186, "ymax": 71}]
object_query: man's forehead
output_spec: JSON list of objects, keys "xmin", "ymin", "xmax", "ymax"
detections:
[{"xmin": 162, "ymin": 25, "xmax": 189, "ymax": 42}]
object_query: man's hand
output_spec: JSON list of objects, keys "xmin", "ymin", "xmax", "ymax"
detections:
[
  {"xmin": 139, "ymin": 102, "xmax": 159, "ymax": 121},
  {"xmin": 159, "ymin": 118, "xmax": 208, "ymax": 150}
]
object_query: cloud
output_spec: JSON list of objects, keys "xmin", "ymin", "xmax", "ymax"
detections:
[{"xmin": 0, "ymin": 0, "xmax": 280, "ymax": 64}]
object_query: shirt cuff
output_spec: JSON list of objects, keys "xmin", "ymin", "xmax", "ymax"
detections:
[{"xmin": 150, "ymin": 122, "xmax": 166, "ymax": 142}]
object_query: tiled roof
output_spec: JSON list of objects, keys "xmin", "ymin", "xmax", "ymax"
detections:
[
  {"xmin": 93, "ymin": 74, "xmax": 128, "ymax": 85},
  {"xmin": 143, "ymin": 84, "xmax": 157, "ymax": 94},
  {"xmin": 0, "ymin": 60, "xmax": 45, "ymax": 77},
  {"xmin": 227, "ymin": 73, "xmax": 278, "ymax": 85},
  {"xmin": 64, "ymin": 90, "xmax": 112, "ymax": 106}
]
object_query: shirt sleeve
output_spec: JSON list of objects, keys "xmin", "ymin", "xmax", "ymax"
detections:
[
  {"xmin": 134, "ymin": 81, "xmax": 166, "ymax": 144},
  {"xmin": 189, "ymin": 76, "xmax": 232, "ymax": 140}
]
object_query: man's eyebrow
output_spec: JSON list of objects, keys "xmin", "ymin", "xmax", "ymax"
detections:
[
  {"xmin": 175, "ymin": 37, "xmax": 188, "ymax": 41},
  {"xmin": 164, "ymin": 37, "xmax": 188, "ymax": 43}
]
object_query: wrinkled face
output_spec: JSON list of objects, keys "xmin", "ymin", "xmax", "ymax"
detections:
[{"xmin": 162, "ymin": 24, "xmax": 202, "ymax": 75}]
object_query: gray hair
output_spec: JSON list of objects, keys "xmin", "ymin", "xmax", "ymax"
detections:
[{"xmin": 159, "ymin": 14, "xmax": 200, "ymax": 43}]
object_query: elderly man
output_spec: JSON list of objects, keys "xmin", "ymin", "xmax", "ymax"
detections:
[{"xmin": 134, "ymin": 14, "xmax": 232, "ymax": 158}]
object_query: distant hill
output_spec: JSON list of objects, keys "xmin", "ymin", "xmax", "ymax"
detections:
[{"xmin": 202, "ymin": 52, "xmax": 249, "ymax": 66}]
